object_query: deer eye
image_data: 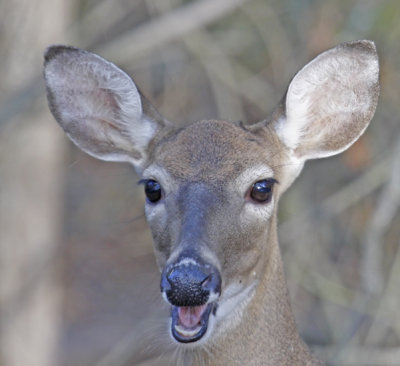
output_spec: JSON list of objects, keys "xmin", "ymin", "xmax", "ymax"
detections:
[
  {"xmin": 143, "ymin": 179, "xmax": 162, "ymax": 203},
  {"xmin": 249, "ymin": 179, "xmax": 277, "ymax": 203}
]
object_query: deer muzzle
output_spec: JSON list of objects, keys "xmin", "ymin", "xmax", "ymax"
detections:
[{"xmin": 160, "ymin": 258, "xmax": 221, "ymax": 343}]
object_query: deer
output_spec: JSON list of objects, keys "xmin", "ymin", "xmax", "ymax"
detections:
[{"xmin": 43, "ymin": 40, "xmax": 379, "ymax": 365}]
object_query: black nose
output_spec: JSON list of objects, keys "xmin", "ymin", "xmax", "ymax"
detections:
[{"xmin": 161, "ymin": 260, "xmax": 221, "ymax": 307}]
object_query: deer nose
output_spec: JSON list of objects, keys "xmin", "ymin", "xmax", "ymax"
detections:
[{"xmin": 161, "ymin": 261, "xmax": 221, "ymax": 307}]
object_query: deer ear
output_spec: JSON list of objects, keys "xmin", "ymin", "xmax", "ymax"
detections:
[
  {"xmin": 273, "ymin": 40, "xmax": 379, "ymax": 162},
  {"xmin": 44, "ymin": 45, "xmax": 169, "ymax": 172}
]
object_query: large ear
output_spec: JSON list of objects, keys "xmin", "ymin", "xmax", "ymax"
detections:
[
  {"xmin": 43, "ymin": 45, "xmax": 169, "ymax": 172},
  {"xmin": 273, "ymin": 40, "xmax": 379, "ymax": 162}
]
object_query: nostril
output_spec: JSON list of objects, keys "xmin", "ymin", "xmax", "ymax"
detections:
[
  {"xmin": 160, "ymin": 271, "xmax": 172, "ymax": 292},
  {"xmin": 201, "ymin": 275, "xmax": 211, "ymax": 288},
  {"xmin": 207, "ymin": 269, "xmax": 222, "ymax": 296}
]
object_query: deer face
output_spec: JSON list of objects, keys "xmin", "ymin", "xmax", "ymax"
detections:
[{"xmin": 141, "ymin": 120, "xmax": 286, "ymax": 343}]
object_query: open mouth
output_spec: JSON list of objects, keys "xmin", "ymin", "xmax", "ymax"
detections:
[{"xmin": 171, "ymin": 303, "xmax": 215, "ymax": 343}]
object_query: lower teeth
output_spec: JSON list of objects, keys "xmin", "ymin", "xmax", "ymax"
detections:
[{"xmin": 175, "ymin": 324, "xmax": 202, "ymax": 337}]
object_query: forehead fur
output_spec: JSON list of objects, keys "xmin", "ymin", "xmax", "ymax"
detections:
[{"xmin": 152, "ymin": 120, "xmax": 283, "ymax": 182}]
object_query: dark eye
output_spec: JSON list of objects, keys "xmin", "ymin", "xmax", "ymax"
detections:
[
  {"xmin": 249, "ymin": 179, "xmax": 277, "ymax": 203},
  {"xmin": 143, "ymin": 180, "xmax": 162, "ymax": 203}
]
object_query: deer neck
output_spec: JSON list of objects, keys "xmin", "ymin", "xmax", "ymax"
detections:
[{"xmin": 180, "ymin": 216, "xmax": 321, "ymax": 366}]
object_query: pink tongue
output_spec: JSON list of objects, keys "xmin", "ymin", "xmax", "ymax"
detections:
[{"xmin": 178, "ymin": 305, "xmax": 207, "ymax": 329}]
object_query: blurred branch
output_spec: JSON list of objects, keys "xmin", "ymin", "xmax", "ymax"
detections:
[
  {"xmin": 280, "ymin": 152, "xmax": 392, "ymax": 245},
  {"xmin": 241, "ymin": 1, "xmax": 296, "ymax": 82},
  {"xmin": 361, "ymin": 237, "xmax": 400, "ymax": 346},
  {"xmin": 96, "ymin": 0, "xmax": 251, "ymax": 64},
  {"xmin": 361, "ymin": 134, "xmax": 400, "ymax": 295},
  {"xmin": 182, "ymin": 32, "xmax": 246, "ymax": 121},
  {"xmin": 294, "ymin": 267, "xmax": 362, "ymax": 308},
  {"xmin": 145, "ymin": 0, "xmax": 245, "ymax": 121},
  {"xmin": 68, "ymin": 0, "xmax": 143, "ymax": 47},
  {"xmin": 280, "ymin": 151, "xmax": 394, "ymax": 337}
]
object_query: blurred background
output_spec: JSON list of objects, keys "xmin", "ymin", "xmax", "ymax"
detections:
[{"xmin": 0, "ymin": 0, "xmax": 399, "ymax": 365}]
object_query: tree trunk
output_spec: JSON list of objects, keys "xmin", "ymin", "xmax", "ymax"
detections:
[{"xmin": 0, "ymin": 1, "xmax": 72, "ymax": 365}]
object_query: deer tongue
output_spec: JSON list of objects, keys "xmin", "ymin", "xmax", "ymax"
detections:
[
  {"xmin": 171, "ymin": 303, "xmax": 214, "ymax": 343},
  {"xmin": 178, "ymin": 305, "xmax": 207, "ymax": 329}
]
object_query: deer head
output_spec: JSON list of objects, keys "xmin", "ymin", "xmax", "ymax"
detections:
[{"xmin": 44, "ymin": 40, "xmax": 379, "ymax": 363}]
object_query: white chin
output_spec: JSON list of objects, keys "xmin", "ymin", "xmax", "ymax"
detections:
[{"xmin": 213, "ymin": 283, "xmax": 256, "ymax": 334}]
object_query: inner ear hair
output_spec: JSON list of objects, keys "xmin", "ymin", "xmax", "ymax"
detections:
[{"xmin": 274, "ymin": 40, "xmax": 379, "ymax": 162}]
